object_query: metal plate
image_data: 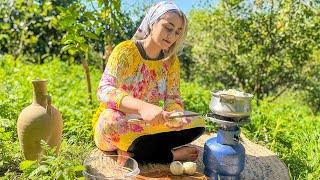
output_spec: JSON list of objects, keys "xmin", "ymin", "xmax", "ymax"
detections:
[
  {"xmin": 211, "ymin": 110, "xmax": 250, "ymax": 118},
  {"xmin": 205, "ymin": 114, "xmax": 250, "ymax": 126}
]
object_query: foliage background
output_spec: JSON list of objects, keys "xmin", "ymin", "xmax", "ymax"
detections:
[{"xmin": 0, "ymin": 0, "xmax": 319, "ymax": 179}]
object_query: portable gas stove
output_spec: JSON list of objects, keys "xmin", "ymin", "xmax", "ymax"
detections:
[{"xmin": 203, "ymin": 90, "xmax": 253, "ymax": 180}]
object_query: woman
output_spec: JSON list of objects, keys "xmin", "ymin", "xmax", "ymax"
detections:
[{"xmin": 92, "ymin": 1, "xmax": 205, "ymax": 164}]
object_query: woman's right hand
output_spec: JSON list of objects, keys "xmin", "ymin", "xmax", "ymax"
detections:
[{"xmin": 138, "ymin": 102, "xmax": 171, "ymax": 126}]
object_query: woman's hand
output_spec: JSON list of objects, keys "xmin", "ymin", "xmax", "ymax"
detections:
[{"xmin": 138, "ymin": 102, "xmax": 172, "ymax": 126}]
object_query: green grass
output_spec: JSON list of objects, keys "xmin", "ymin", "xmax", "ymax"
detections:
[
  {"xmin": 0, "ymin": 57, "xmax": 319, "ymax": 179},
  {"xmin": 243, "ymin": 94, "xmax": 320, "ymax": 179},
  {"xmin": 0, "ymin": 56, "xmax": 99, "ymax": 178}
]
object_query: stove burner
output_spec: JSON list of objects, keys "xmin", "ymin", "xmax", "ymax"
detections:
[
  {"xmin": 207, "ymin": 112, "xmax": 249, "ymax": 122},
  {"xmin": 205, "ymin": 113, "xmax": 250, "ymax": 127}
]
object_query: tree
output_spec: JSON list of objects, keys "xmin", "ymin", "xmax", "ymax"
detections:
[
  {"xmin": 58, "ymin": 0, "xmax": 136, "ymax": 103},
  {"xmin": 0, "ymin": 0, "xmax": 76, "ymax": 63},
  {"xmin": 58, "ymin": 2, "xmax": 98, "ymax": 104},
  {"xmin": 87, "ymin": 0, "xmax": 136, "ymax": 71},
  {"xmin": 186, "ymin": 0, "xmax": 320, "ymax": 102}
]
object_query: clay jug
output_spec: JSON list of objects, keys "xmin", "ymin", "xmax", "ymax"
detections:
[{"xmin": 17, "ymin": 79, "xmax": 63, "ymax": 160}]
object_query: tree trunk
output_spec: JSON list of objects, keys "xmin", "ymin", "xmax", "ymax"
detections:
[
  {"xmin": 13, "ymin": 28, "xmax": 25, "ymax": 65},
  {"xmin": 81, "ymin": 53, "xmax": 92, "ymax": 104},
  {"xmin": 254, "ymin": 66, "xmax": 262, "ymax": 106}
]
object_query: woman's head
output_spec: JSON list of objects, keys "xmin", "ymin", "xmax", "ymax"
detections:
[{"xmin": 133, "ymin": 1, "xmax": 188, "ymax": 59}]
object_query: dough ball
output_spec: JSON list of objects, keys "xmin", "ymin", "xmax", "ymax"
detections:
[
  {"xmin": 170, "ymin": 161, "xmax": 184, "ymax": 175},
  {"xmin": 183, "ymin": 161, "xmax": 197, "ymax": 175},
  {"xmin": 170, "ymin": 111, "xmax": 184, "ymax": 122},
  {"xmin": 166, "ymin": 112, "xmax": 184, "ymax": 128}
]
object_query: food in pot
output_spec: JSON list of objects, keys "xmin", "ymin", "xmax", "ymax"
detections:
[{"xmin": 216, "ymin": 89, "xmax": 249, "ymax": 97}]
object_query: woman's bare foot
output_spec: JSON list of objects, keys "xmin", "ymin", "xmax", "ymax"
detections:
[{"xmin": 172, "ymin": 146, "xmax": 199, "ymax": 161}]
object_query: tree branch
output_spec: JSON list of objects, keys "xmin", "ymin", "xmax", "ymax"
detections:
[{"xmin": 268, "ymin": 87, "xmax": 288, "ymax": 103}]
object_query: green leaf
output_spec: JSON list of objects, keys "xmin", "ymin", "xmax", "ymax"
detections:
[
  {"xmin": 72, "ymin": 165, "xmax": 85, "ymax": 172},
  {"xmin": 97, "ymin": 0, "xmax": 103, "ymax": 8},
  {"xmin": 0, "ymin": 34, "xmax": 10, "ymax": 41},
  {"xmin": 62, "ymin": 39, "xmax": 74, "ymax": 45},
  {"xmin": 55, "ymin": 171, "xmax": 63, "ymax": 180},
  {"xmin": 29, "ymin": 165, "xmax": 49, "ymax": 177},
  {"xmin": 95, "ymin": 26, "xmax": 104, "ymax": 35},
  {"xmin": 83, "ymin": 12, "xmax": 94, "ymax": 20},
  {"xmin": 19, "ymin": 160, "xmax": 37, "ymax": 170},
  {"xmin": 43, "ymin": 16, "xmax": 53, "ymax": 22},
  {"xmin": 61, "ymin": 44, "xmax": 75, "ymax": 53},
  {"xmin": 82, "ymin": 31, "xmax": 98, "ymax": 40},
  {"xmin": 1, "ymin": 23, "xmax": 11, "ymax": 30},
  {"xmin": 68, "ymin": 47, "xmax": 78, "ymax": 55},
  {"xmin": 61, "ymin": 33, "xmax": 75, "ymax": 43},
  {"xmin": 80, "ymin": 43, "xmax": 89, "ymax": 53},
  {"xmin": 74, "ymin": 36, "xmax": 85, "ymax": 43}
]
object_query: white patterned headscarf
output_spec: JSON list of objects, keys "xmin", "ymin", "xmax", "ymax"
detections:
[{"xmin": 133, "ymin": 1, "xmax": 181, "ymax": 40}]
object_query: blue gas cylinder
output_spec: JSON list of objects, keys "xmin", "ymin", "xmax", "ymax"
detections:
[{"xmin": 203, "ymin": 128, "xmax": 245, "ymax": 180}]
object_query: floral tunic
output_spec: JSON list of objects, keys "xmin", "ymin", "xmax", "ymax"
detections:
[{"xmin": 92, "ymin": 40, "xmax": 205, "ymax": 151}]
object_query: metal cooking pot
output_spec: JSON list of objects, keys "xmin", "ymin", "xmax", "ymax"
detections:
[{"xmin": 209, "ymin": 91, "xmax": 254, "ymax": 117}]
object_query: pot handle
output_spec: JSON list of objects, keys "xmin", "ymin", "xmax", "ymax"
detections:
[{"xmin": 219, "ymin": 94, "xmax": 236, "ymax": 104}]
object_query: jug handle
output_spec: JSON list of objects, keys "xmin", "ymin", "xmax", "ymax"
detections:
[{"xmin": 46, "ymin": 95, "xmax": 52, "ymax": 116}]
